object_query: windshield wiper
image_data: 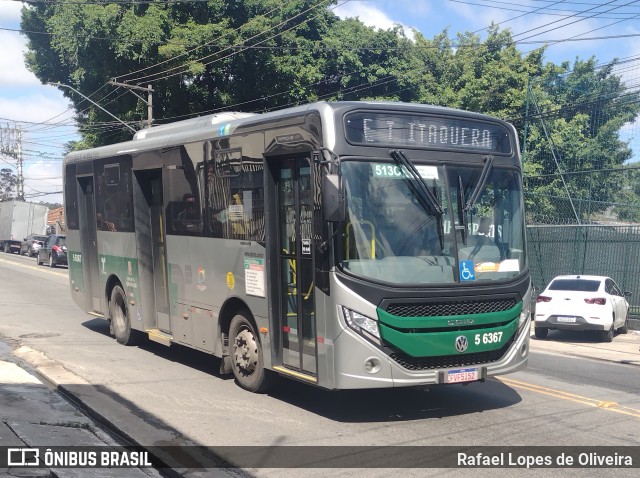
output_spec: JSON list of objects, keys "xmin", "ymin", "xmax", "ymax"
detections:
[
  {"xmin": 464, "ymin": 155, "xmax": 494, "ymax": 212},
  {"xmin": 457, "ymin": 175, "xmax": 468, "ymax": 245},
  {"xmin": 389, "ymin": 149, "xmax": 444, "ymax": 250},
  {"xmin": 389, "ymin": 149, "xmax": 443, "ymax": 216}
]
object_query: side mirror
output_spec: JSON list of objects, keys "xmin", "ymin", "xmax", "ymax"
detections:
[{"xmin": 322, "ymin": 173, "xmax": 345, "ymax": 222}]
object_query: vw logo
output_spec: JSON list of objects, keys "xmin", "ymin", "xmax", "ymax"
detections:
[{"xmin": 455, "ymin": 336, "xmax": 468, "ymax": 353}]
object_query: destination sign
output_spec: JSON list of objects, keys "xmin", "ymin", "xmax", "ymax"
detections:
[{"xmin": 344, "ymin": 112, "xmax": 511, "ymax": 153}]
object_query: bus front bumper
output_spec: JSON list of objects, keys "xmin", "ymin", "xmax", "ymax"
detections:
[{"xmin": 331, "ymin": 316, "xmax": 530, "ymax": 389}]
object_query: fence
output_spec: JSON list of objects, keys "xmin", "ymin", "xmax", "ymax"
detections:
[{"xmin": 527, "ymin": 224, "xmax": 640, "ymax": 315}]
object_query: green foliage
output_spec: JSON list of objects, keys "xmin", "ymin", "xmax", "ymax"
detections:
[
  {"xmin": 523, "ymin": 57, "xmax": 640, "ymax": 223},
  {"xmin": 19, "ymin": 2, "xmax": 640, "ymax": 223},
  {"xmin": 0, "ymin": 168, "xmax": 17, "ymax": 201}
]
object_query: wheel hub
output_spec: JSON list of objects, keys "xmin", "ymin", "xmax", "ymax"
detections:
[{"xmin": 233, "ymin": 328, "xmax": 258, "ymax": 375}]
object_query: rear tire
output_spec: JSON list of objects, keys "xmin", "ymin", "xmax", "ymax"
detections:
[
  {"xmin": 109, "ymin": 285, "xmax": 139, "ymax": 346},
  {"xmin": 602, "ymin": 325, "xmax": 614, "ymax": 343},
  {"xmin": 48, "ymin": 253, "xmax": 56, "ymax": 268},
  {"xmin": 229, "ymin": 313, "xmax": 275, "ymax": 393},
  {"xmin": 618, "ymin": 314, "xmax": 629, "ymax": 334},
  {"xmin": 36, "ymin": 253, "xmax": 41, "ymax": 266},
  {"xmin": 534, "ymin": 327, "xmax": 548, "ymax": 339}
]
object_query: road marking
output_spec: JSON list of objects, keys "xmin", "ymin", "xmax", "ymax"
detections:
[
  {"xmin": 498, "ymin": 376, "xmax": 640, "ymax": 419},
  {"xmin": 0, "ymin": 257, "xmax": 68, "ymax": 278}
]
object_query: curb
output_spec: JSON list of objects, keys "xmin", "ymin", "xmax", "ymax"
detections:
[{"xmin": 10, "ymin": 346, "xmax": 243, "ymax": 478}]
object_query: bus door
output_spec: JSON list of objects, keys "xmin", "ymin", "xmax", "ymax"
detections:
[
  {"xmin": 133, "ymin": 169, "xmax": 171, "ymax": 333},
  {"xmin": 275, "ymin": 156, "xmax": 317, "ymax": 375},
  {"xmin": 77, "ymin": 176, "xmax": 101, "ymax": 313}
]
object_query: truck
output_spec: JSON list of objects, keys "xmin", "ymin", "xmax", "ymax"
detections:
[{"xmin": 0, "ymin": 200, "xmax": 49, "ymax": 254}]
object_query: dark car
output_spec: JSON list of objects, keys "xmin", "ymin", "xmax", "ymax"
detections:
[
  {"xmin": 20, "ymin": 234, "xmax": 48, "ymax": 257},
  {"xmin": 36, "ymin": 234, "xmax": 67, "ymax": 268}
]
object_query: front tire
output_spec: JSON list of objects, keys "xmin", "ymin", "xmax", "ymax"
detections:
[
  {"xmin": 109, "ymin": 285, "xmax": 139, "ymax": 346},
  {"xmin": 48, "ymin": 253, "xmax": 56, "ymax": 268},
  {"xmin": 618, "ymin": 313, "xmax": 629, "ymax": 334},
  {"xmin": 229, "ymin": 313, "xmax": 275, "ymax": 393},
  {"xmin": 36, "ymin": 253, "xmax": 42, "ymax": 266},
  {"xmin": 535, "ymin": 327, "xmax": 548, "ymax": 339}
]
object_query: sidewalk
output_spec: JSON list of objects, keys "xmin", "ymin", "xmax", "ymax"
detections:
[
  {"xmin": 0, "ymin": 347, "xmax": 161, "ymax": 478},
  {"xmin": 528, "ymin": 324, "xmax": 640, "ymax": 366}
]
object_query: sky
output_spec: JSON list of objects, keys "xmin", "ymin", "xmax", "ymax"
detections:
[{"xmin": 1, "ymin": 0, "xmax": 640, "ymax": 204}]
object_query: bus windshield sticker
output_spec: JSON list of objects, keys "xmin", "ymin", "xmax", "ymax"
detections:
[
  {"xmin": 498, "ymin": 259, "xmax": 520, "ymax": 272},
  {"xmin": 302, "ymin": 239, "xmax": 311, "ymax": 255},
  {"xmin": 459, "ymin": 260, "xmax": 476, "ymax": 281},
  {"xmin": 371, "ymin": 164, "xmax": 438, "ymax": 180},
  {"xmin": 244, "ymin": 254, "xmax": 265, "ymax": 297}
]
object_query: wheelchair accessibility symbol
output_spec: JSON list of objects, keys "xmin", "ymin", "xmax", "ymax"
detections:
[{"xmin": 459, "ymin": 260, "xmax": 476, "ymax": 281}]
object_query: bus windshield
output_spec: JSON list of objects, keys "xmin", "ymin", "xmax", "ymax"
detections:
[{"xmin": 337, "ymin": 159, "xmax": 526, "ymax": 285}]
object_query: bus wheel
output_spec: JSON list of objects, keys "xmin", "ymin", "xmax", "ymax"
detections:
[
  {"xmin": 229, "ymin": 314, "xmax": 274, "ymax": 393},
  {"xmin": 109, "ymin": 285, "xmax": 139, "ymax": 346}
]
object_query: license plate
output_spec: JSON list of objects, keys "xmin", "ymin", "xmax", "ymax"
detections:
[
  {"xmin": 557, "ymin": 316, "xmax": 576, "ymax": 323},
  {"xmin": 447, "ymin": 368, "xmax": 479, "ymax": 384}
]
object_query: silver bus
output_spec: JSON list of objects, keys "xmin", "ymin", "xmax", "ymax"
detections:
[{"xmin": 64, "ymin": 101, "xmax": 531, "ymax": 392}]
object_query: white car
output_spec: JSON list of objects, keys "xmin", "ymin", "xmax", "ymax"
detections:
[{"xmin": 534, "ymin": 275, "xmax": 630, "ymax": 342}]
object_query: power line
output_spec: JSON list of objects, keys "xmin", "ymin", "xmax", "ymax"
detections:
[{"xmin": 124, "ymin": 0, "xmax": 342, "ymax": 84}]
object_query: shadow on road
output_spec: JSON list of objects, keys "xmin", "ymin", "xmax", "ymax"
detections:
[
  {"xmin": 532, "ymin": 329, "xmax": 610, "ymax": 343},
  {"xmin": 268, "ymin": 377, "xmax": 521, "ymax": 422},
  {"xmin": 81, "ymin": 317, "xmax": 522, "ymax": 423}
]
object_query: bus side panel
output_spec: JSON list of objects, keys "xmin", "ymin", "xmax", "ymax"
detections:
[
  {"xmin": 66, "ymin": 229, "xmax": 86, "ymax": 311},
  {"xmin": 165, "ymin": 237, "xmax": 270, "ymax": 358},
  {"xmin": 96, "ymin": 231, "xmax": 140, "ymax": 323}
]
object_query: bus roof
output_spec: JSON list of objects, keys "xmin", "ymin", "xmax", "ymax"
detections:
[{"xmin": 64, "ymin": 101, "xmax": 514, "ymax": 163}]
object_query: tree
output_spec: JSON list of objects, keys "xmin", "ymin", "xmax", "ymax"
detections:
[
  {"xmin": 20, "ymin": 3, "xmax": 640, "ymax": 226},
  {"xmin": 21, "ymin": 1, "xmax": 344, "ymax": 147},
  {"xmin": 0, "ymin": 168, "xmax": 17, "ymax": 201},
  {"xmin": 521, "ymin": 58, "xmax": 640, "ymax": 223}
]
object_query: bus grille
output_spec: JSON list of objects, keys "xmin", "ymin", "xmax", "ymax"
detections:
[
  {"xmin": 389, "ymin": 338, "xmax": 514, "ymax": 371},
  {"xmin": 385, "ymin": 298, "xmax": 517, "ymax": 317}
]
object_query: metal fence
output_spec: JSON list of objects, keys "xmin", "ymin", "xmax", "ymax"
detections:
[{"xmin": 527, "ymin": 224, "xmax": 640, "ymax": 315}]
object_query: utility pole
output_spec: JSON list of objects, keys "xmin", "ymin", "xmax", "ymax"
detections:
[
  {"xmin": 0, "ymin": 124, "xmax": 24, "ymax": 201},
  {"xmin": 108, "ymin": 81, "xmax": 154, "ymax": 128}
]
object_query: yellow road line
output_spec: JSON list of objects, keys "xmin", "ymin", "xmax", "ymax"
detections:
[
  {"xmin": 498, "ymin": 376, "xmax": 640, "ymax": 419},
  {"xmin": 0, "ymin": 257, "xmax": 68, "ymax": 278}
]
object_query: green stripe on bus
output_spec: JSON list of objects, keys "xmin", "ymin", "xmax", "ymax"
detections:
[{"xmin": 380, "ymin": 319, "xmax": 519, "ymax": 358}]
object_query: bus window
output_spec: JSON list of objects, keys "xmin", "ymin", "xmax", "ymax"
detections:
[
  {"xmin": 95, "ymin": 157, "xmax": 133, "ymax": 232},
  {"xmin": 205, "ymin": 152, "xmax": 264, "ymax": 242}
]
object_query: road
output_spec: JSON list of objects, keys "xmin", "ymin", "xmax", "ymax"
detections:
[{"xmin": 0, "ymin": 252, "xmax": 639, "ymax": 477}]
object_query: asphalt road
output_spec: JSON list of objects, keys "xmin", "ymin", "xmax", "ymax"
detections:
[{"xmin": 0, "ymin": 252, "xmax": 639, "ymax": 477}]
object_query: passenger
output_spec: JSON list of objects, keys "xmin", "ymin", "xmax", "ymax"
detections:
[
  {"xmin": 96, "ymin": 213, "xmax": 116, "ymax": 231},
  {"xmin": 177, "ymin": 193, "xmax": 202, "ymax": 235}
]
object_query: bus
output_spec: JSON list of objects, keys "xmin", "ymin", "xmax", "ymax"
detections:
[{"xmin": 63, "ymin": 101, "xmax": 531, "ymax": 393}]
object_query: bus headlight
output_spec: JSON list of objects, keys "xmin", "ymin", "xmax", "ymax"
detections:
[{"xmin": 342, "ymin": 307, "xmax": 381, "ymax": 345}]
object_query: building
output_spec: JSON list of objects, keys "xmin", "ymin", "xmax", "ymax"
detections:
[{"xmin": 46, "ymin": 207, "xmax": 65, "ymax": 235}]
